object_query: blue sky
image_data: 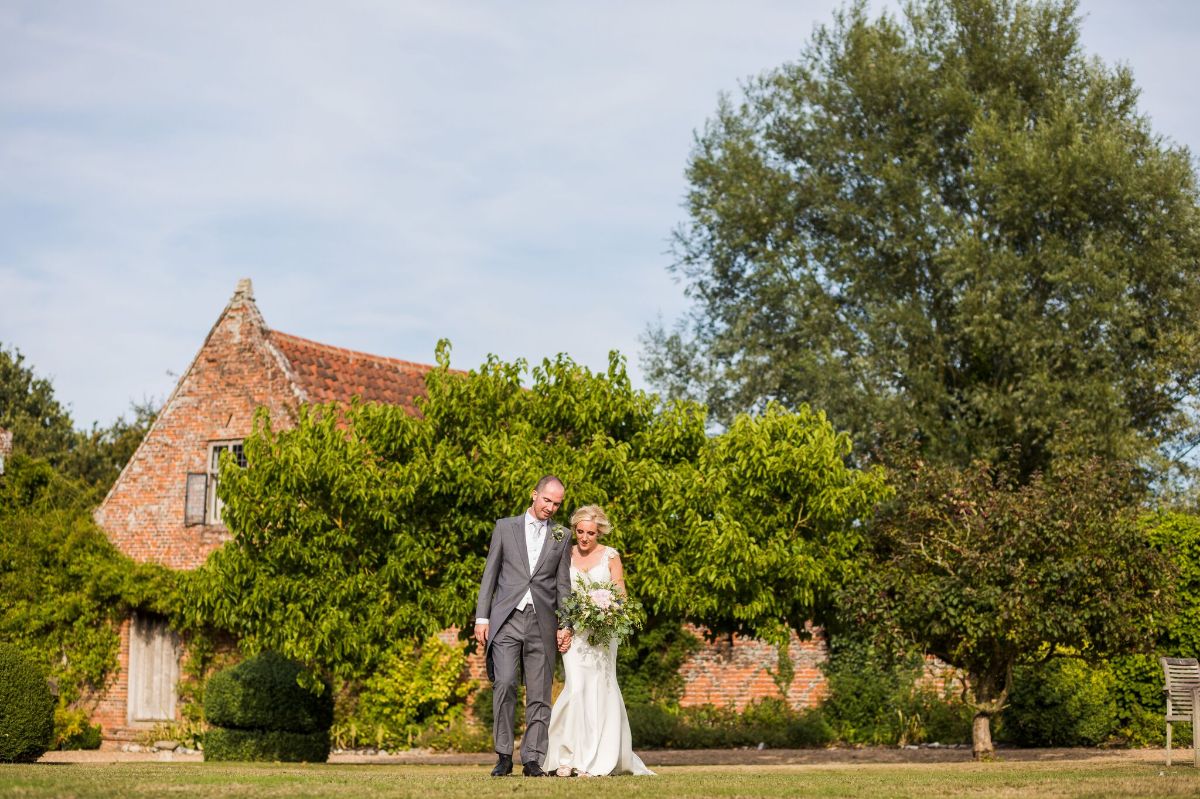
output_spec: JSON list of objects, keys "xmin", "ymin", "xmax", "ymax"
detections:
[{"xmin": 2, "ymin": 0, "xmax": 1199, "ymax": 428}]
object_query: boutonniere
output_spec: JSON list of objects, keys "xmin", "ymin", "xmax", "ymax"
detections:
[{"xmin": 551, "ymin": 524, "xmax": 567, "ymax": 543}]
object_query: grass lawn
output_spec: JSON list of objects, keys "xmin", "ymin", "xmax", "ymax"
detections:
[{"xmin": 4, "ymin": 761, "xmax": 1200, "ymax": 798}]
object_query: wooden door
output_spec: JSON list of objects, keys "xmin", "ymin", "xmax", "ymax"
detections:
[{"xmin": 127, "ymin": 612, "xmax": 180, "ymax": 723}]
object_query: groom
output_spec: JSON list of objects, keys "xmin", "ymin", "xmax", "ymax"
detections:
[{"xmin": 474, "ymin": 475, "xmax": 573, "ymax": 777}]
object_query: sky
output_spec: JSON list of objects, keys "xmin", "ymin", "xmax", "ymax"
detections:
[{"xmin": 2, "ymin": 1, "xmax": 1199, "ymax": 429}]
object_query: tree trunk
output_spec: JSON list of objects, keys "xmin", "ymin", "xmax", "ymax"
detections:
[
  {"xmin": 964, "ymin": 666, "xmax": 1010, "ymax": 761},
  {"xmin": 972, "ymin": 711, "xmax": 994, "ymax": 760}
]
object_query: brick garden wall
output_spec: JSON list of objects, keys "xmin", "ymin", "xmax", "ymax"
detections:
[{"xmin": 678, "ymin": 623, "xmax": 828, "ymax": 710}]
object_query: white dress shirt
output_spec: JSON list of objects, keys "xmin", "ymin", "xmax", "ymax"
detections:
[
  {"xmin": 476, "ymin": 511, "xmax": 546, "ymax": 625},
  {"xmin": 517, "ymin": 512, "xmax": 546, "ymax": 611}
]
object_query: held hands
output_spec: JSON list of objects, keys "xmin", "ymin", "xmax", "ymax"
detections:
[{"xmin": 476, "ymin": 622, "xmax": 570, "ymax": 651}]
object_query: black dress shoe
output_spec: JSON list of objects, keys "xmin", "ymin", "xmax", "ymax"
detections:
[
  {"xmin": 522, "ymin": 761, "xmax": 548, "ymax": 777},
  {"xmin": 491, "ymin": 754, "xmax": 513, "ymax": 776}
]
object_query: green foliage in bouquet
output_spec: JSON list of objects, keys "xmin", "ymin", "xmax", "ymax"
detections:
[{"xmin": 558, "ymin": 576, "xmax": 644, "ymax": 648}]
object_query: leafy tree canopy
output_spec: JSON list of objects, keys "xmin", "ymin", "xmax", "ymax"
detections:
[
  {"xmin": 840, "ymin": 455, "xmax": 1175, "ymax": 756},
  {"xmin": 0, "ymin": 344, "xmax": 76, "ymax": 467},
  {"xmin": 645, "ymin": 0, "xmax": 1200, "ymax": 480},
  {"xmin": 190, "ymin": 344, "xmax": 889, "ymax": 683},
  {"xmin": 0, "ymin": 343, "xmax": 157, "ymax": 494},
  {"xmin": 1146, "ymin": 512, "xmax": 1200, "ymax": 658}
]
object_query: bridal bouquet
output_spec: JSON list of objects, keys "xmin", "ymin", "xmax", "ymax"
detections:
[{"xmin": 557, "ymin": 575, "xmax": 644, "ymax": 648}]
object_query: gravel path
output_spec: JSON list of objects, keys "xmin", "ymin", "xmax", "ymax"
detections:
[{"xmin": 37, "ymin": 746, "xmax": 1170, "ymax": 767}]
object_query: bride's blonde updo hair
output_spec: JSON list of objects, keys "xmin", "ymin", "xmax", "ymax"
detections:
[{"xmin": 570, "ymin": 505, "xmax": 612, "ymax": 537}]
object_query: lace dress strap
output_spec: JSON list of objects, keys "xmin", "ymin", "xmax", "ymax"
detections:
[{"xmin": 604, "ymin": 546, "xmax": 618, "ymax": 562}]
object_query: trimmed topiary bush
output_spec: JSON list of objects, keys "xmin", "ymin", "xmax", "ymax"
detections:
[
  {"xmin": 205, "ymin": 651, "xmax": 332, "ymax": 733},
  {"xmin": 203, "ymin": 727, "xmax": 331, "ymax": 762},
  {"xmin": 0, "ymin": 643, "xmax": 55, "ymax": 763},
  {"xmin": 203, "ymin": 651, "xmax": 332, "ymax": 762}
]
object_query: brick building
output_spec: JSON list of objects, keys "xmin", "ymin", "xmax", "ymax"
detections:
[
  {"xmin": 90, "ymin": 278, "xmax": 826, "ymax": 739},
  {"xmin": 91, "ymin": 279, "xmax": 439, "ymax": 737}
]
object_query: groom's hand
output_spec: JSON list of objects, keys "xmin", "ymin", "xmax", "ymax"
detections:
[
  {"xmin": 556, "ymin": 628, "xmax": 572, "ymax": 653},
  {"xmin": 474, "ymin": 623, "xmax": 489, "ymax": 646}
]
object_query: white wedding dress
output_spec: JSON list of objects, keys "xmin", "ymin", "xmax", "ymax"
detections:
[{"xmin": 543, "ymin": 546, "xmax": 654, "ymax": 776}]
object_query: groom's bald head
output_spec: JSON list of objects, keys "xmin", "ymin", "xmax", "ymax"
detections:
[
  {"xmin": 529, "ymin": 475, "xmax": 565, "ymax": 521},
  {"xmin": 535, "ymin": 474, "xmax": 564, "ymax": 494}
]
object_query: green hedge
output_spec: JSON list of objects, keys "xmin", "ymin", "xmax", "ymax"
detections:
[
  {"xmin": 204, "ymin": 651, "xmax": 332, "ymax": 733},
  {"xmin": 203, "ymin": 727, "xmax": 330, "ymax": 763},
  {"xmin": 628, "ymin": 698, "xmax": 833, "ymax": 749},
  {"xmin": 0, "ymin": 643, "xmax": 55, "ymax": 763},
  {"xmin": 999, "ymin": 659, "xmax": 1119, "ymax": 746},
  {"xmin": 627, "ymin": 704, "xmax": 678, "ymax": 748}
]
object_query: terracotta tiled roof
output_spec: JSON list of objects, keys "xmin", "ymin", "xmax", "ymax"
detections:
[{"xmin": 268, "ymin": 331, "xmax": 435, "ymax": 415}]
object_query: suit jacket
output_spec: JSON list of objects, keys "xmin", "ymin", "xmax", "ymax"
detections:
[{"xmin": 475, "ymin": 514, "xmax": 573, "ymax": 679}]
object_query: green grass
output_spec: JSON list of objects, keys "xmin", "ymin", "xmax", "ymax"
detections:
[{"xmin": 3, "ymin": 762, "xmax": 1200, "ymax": 798}]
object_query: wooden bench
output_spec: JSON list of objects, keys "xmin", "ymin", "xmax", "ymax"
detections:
[{"xmin": 1161, "ymin": 657, "xmax": 1200, "ymax": 766}]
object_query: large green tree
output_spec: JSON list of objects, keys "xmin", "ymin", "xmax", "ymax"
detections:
[
  {"xmin": 0, "ymin": 344, "xmax": 77, "ymax": 467},
  {"xmin": 645, "ymin": 0, "xmax": 1200, "ymax": 478},
  {"xmin": 840, "ymin": 456, "xmax": 1175, "ymax": 757},
  {"xmin": 0, "ymin": 343, "xmax": 157, "ymax": 494},
  {"xmin": 190, "ymin": 345, "xmax": 888, "ymax": 683}
]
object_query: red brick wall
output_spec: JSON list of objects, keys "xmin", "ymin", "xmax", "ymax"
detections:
[
  {"xmin": 678, "ymin": 623, "xmax": 828, "ymax": 710},
  {"xmin": 916, "ymin": 655, "xmax": 966, "ymax": 697},
  {"xmin": 94, "ymin": 291, "xmax": 301, "ymax": 569}
]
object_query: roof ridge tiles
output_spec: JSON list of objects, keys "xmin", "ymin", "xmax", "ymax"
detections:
[{"xmin": 268, "ymin": 330, "xmax": 437, "ymax": 372}]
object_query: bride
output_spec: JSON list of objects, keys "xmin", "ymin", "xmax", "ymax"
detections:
[{"xmin": 543, "ymin": 505, "xmax": 653, "ymax": 777}]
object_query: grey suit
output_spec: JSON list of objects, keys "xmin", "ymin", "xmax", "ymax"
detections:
[{"xmin": 475, "ymin": 514, "xmax": 573, "ymax": 761}]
